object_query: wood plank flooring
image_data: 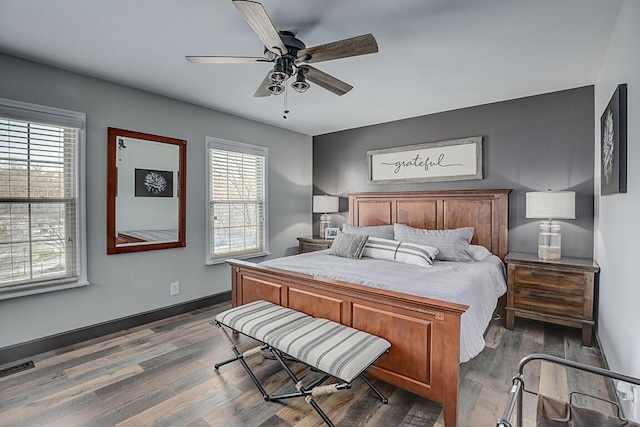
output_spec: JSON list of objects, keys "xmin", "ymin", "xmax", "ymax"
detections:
[{"xmin": 0, "ymin": 301, "xmax": 615, "ymax": 427}]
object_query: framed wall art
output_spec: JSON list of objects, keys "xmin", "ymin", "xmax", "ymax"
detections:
[
  {"xmin": 134, "ymin": 168, "xmax": 174, "ymax": 197},
  {"xmin": 367, "ymin": 136, "xmax": 483, "ymax": 184},
  {"xmin": 600, "ymin": 83, "xmax": 627, "ymax": 195}
]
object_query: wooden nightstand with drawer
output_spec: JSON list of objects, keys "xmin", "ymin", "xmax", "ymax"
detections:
[
  {"xmin": 505, "ymin": 252, "xmax": 599, "ymax": 346},
  {"xmin": 297, "ymin": 236, "xmax": 333, "ymax": 253}
]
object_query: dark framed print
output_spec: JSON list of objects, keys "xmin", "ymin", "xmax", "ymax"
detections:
[
  {"xmin": 601, "ymin": 83, "xmax": 627, "ymax": 195},
  {"xmin": 134, "ymin": 168, "xmax": 174, "ymax": 197}
]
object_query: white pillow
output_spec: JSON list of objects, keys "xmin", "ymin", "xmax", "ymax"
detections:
[
  {"xmin": 362, "ymin": 236, "xmax": 439, "ymax": 268},
  {"xmin": 469, "ymin": 244, "xmax": 492, "ymax": 261}
]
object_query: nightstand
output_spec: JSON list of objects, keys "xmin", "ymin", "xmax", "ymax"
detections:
[
  {"xmin": 297, "ymin": 236, "xmax": 333, "ymax": 253},
  {"xmin": 505, "ymin": 252, "xmax": 599, "ymax": 346}
]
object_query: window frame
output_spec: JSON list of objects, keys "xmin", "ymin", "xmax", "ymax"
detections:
[
  {"xmin": 205, "ymin": 136, "xmax": 269, "ymax": 265},
  {"xmin": 0, "ymin": 98, "xmax": 88, "ymax": 300}
]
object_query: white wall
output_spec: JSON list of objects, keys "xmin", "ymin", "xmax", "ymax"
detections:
[
  {"xmin": 594, "ymin": 0, "xmax": 640, "ymax": 385},
  {"xmin": 0, "ymin": 53, "xmax": 313, "ymax": 350}
]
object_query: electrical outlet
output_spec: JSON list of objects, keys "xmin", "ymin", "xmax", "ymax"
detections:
[{"xmin": 170, "ymin": 282, "xmax": 180, "ymax": 296}]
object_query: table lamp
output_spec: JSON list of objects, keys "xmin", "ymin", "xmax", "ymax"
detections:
[
  {"xmin": 526, "ymin": 190, "xmax": 575, "ymax": 260},
  {"xmin": 313, "ymin": 195, "xmax": 339, "ymax": 238}
]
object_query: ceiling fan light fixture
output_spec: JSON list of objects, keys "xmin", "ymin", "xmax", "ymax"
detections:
[
  {"xmin": 267, "ymin": 82, "xmax": 285, "ymax": 95},
  {"xmin": 291, "ymin": 80, "xmax": 309, "ymax": 93},
  {"xmin": 291, "ymin": 70, "xmax": 310, "ymax": 93},
  {"xmin": 270, "ymin": 70, "xmax": 288, "ymax": 84},
  {"xmin": 269, "ymin": 57, "xmax": 289, "ymax": 83}
]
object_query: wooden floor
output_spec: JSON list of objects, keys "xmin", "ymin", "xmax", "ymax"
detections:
[{"xmin": 0, "ymin": 301, "xmax": 615, "ymax": 427}]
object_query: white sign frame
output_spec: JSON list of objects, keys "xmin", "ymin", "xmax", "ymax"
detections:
[{"xmin": 367, "ymin": 136, "xmax": 483, "ymax": 183}]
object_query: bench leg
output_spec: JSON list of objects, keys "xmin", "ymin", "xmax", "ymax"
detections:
[
  {"xmin": 214, "ymin": 355, "xmax": 240, "ymax": 370},
  {"xmin": 214, "ymin": 322, "xmax": 270, "ymax": 401},
  {"xmin": 271, "ymin": 374, "xmax": 331, "ymax": 400},
  {"xmin": 360, "ymin": 374, "xmax": 388, "ymax": 404},
  {"xmin": 237, "ymin": 351, "xmax": 270, "ymax": 401},
  {"xmin": 268, "ymin": 347, "xmax": 337, "ymax": 427}
]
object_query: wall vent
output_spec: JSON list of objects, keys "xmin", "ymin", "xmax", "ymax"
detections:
[{"xmin": 0, "ymin": 360, "xmax": 35, "ymax": 377}]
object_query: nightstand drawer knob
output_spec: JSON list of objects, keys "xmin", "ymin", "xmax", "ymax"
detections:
[
  {"xmin": 530, "ymin": 292, "xmax": 565, "ymax": 302},
  {"xmin": 531, "ymin": 271, "xmax": 566, "ymax": 280}
]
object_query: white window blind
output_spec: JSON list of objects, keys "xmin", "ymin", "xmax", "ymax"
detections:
[
  {"xmin": 0, "ymin": 99, "xmax": 86, "ymax": 298},
  {"xmin": 206, "ymin": 137, "xmax": 268, "ymax": 264}
]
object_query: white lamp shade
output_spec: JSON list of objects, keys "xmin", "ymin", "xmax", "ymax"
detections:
[
  {"xmin": 526, "ymin": 191, "xmax": 576, "ymax": 219},
  {"xmin": 313, "ymin": 195, "xmax": 339, "ymax": 213}
]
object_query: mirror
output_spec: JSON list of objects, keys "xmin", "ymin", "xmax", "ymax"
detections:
[{"xmin": 107, "ymin": 128, "xmax": 186, "ymax": 254}]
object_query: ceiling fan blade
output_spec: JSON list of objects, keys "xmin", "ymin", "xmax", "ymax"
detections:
[
  {"xmin": 254, "ymin": 73, "xmax": 272, "ymax": 97},
  {"xmin": 298, "ymin": 34, "xmax": 378, "ymax": 64},
  {"xmin": 302, "ymin": 66, "xmax": 353, "ymax": 96},
  {"xmin": 185, "ymin": 56, "xmax": 269, "ymax": 64},
  {"xmin": 233, "ymin": 0, "xmax": 288, "ymax": 55}
]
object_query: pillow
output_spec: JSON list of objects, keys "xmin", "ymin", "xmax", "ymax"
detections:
[
  {"xmin": 469, "ymin": 244, "xmax": 492, "ymax": 261},
  {"xmin": 361, "ymin": 236, "xmax": 438, "ymax": 268},
  {"xmin": 342, "ymin": 224, "xmax": 394, "ymax": 240},
  {"xmin": 393, "ymin": 223, "xmax": 474, "ymax": 262},
  {"xmin": 327, "ymin": 232, "xmax": 369, "ymax": 259}
]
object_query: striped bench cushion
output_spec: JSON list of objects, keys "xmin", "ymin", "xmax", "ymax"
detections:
[
  {"xmin": 268, "ymin": 317, "xmax": 391, "ymax": 383},
  {"xmin": 215, "ymin": 300, "xmax": 312, "ymax": 343}
]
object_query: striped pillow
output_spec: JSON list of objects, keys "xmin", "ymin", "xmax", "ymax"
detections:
[
  {"xmin": 362, "ymin": 236, "xmax": 438, "ymax": 267},
  {"xmin": 328, "ymin": 232, "xmax": 369, "ymax": 259}
]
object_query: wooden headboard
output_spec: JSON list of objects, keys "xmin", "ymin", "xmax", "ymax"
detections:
[{"xmin": 349, "ymin": 189, "xmax": 511, "ymax": 260}]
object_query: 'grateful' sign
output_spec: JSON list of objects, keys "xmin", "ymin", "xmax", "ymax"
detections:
[{"xmin": 367, "ymin": 136, "xmax": 483, "ymax": 183}]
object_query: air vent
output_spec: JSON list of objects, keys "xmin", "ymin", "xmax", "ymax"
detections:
[{"xmin": 0, "ymin": 360, "xmax": 35, "ymax": 378}]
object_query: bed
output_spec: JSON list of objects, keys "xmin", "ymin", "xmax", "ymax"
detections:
[{"xmin": 227, "ymin": 189, "xmax": 510, "ymax": 427}]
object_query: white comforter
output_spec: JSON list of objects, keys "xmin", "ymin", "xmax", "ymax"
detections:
[{"xmin": 260, "ymin": 251, "xmax": 507, "ymax": 363}]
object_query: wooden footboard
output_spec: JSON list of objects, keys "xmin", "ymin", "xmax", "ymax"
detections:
[{"xmin": 228, "ymin": 259, "xmax": 468, "ymax": 427}]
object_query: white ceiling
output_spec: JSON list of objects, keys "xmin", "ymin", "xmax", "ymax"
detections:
[{"xmin": 0, "ymin": 0, "xmax": 622, "ymax": 136}]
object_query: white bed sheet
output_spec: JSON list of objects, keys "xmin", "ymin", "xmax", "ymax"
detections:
[{"xmin": 260, "ymin": 251, "xmax": 506, "ymax": 363}]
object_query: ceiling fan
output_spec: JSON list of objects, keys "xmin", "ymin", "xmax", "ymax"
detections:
[{"xmin": 186, "ymin": 0, "xmax": 378, "ymax": 97}]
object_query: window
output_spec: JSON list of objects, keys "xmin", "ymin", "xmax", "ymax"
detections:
[
  {"xmin": 206, "ymin": 137, "xmax": 268, "ymax": 264},
  {"xmin": 0, "ymin": 99, "xmax": 87, "ymax": 299}
]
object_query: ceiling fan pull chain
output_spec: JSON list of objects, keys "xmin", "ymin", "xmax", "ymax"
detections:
[{"xmin": 283, "ymin": 83, "xmax": 290, "ymax": 119}]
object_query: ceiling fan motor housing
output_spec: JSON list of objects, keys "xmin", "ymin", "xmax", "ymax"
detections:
[{"xmin": 264, "ymin": 31, "xmax": 306, "ymax": 59}]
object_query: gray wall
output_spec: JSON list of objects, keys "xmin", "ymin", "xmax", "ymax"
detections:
[
  {"xmin": 313, "ymin": 87, "xmax": 595, "ymax": 258},
  {"xmin": 0, "ymin": 53, "xmax": 313, "ymax": 349}
]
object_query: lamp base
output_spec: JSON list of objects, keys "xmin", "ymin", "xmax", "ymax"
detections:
[
  {"xmin": 319, "ymin": 214, "xmax": 332, "ymax": 238},
  {"xmin": 538, "ymin": 220, "xmax": 562, "ymax": 260},
  {"xmin": 538, "ymin": 245, "xmax": 561, "ymax": 260}
]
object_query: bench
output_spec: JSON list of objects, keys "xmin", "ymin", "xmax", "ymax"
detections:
[{"xmin": 214, "ymin": 300, "xmax": 391, "ymax": 427}]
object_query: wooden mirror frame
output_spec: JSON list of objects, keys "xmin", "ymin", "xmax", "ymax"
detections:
[{"xmin": 107, "ymin": 128, "xmax": 187, "ymax": 254}]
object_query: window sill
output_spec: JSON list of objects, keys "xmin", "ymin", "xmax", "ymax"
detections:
[
  {"xmin": 0, "ymin": 280, "xmax": 89, "ymax": 301},
  {"xmin": 206, "ymin": 251, "xmax": 270, "ymax": 266}
]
